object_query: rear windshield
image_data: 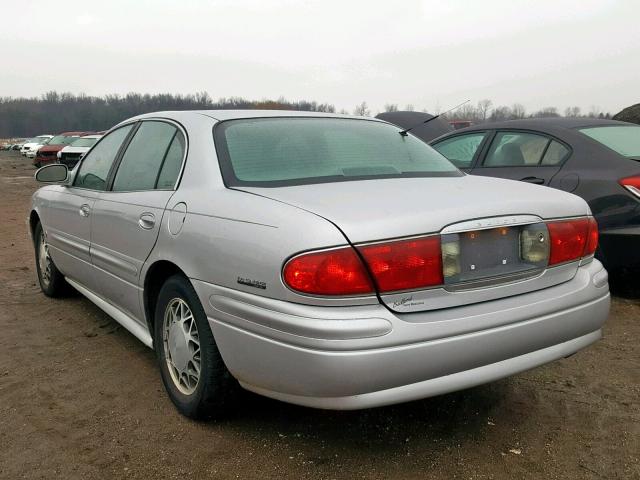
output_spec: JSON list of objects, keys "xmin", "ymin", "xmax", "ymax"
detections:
[
  {"xmin": 70, "ymin": 137, "xmax": 99, "ymax": 147},
  {"xmin": 578, "ymin": 125, "xmax": 640, "ymax": 159},
  {"xmin": 215, "ymin": 118, "xmax": 461, "ymax": 187}
]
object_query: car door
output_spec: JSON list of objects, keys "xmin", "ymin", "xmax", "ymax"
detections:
[
  {"xmin": 89, "ymin": 120, "xmax": 187, "ymax": 323},
  {"xmin": 43, "ymin": 124, "xmax": 135, "ymax": 292},
  {"xmin": 470, "ymin": 130, "xmax": 570, "ymax": 185},
  {"xmin": 430, "ymin": 131, "xmax": 490, "ymax": 172}
]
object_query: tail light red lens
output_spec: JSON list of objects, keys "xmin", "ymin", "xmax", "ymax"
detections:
[
  {"xmin": 585, "ymin": 217, "xmax": 599, "ymax": 256},
  {"xmin": 283, "ymin": 247, "xmax": 374, "ymax": 295},
  {"xmin": 358, "ymin": 236, "xmax": 443, "ymax": 292},
  {"xmin": 619, "ymin": 176, "xmax": 640, "ymax": 198},
  {"xmin": 547, "ymin": 218, "xmax": 598, "ymax": 265}
]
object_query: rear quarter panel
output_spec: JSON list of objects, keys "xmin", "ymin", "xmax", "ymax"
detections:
[{"xmin": 143, "ymin": 186, "xmax": 378, "ymax": 307}]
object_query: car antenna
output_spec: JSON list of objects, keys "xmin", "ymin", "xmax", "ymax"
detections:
[{"xmin": 398, "ymin": 100, "xmax": 470, "ymax": 136}]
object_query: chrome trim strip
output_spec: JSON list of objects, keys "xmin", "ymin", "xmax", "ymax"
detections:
[
  {"xmin": 47, "ymin": 229, "xmax": 90, "ymax": 257},
  {"xmin": 90, "ymin": 243, "xmax": 139, "ymax": 277},
  {"xmin": 441, "ymin": 214, "xmax": 543, "ymax": 234},
  {"xmin": 209, "ymin": 294, "xmax": 392, "ymax": 340},
  {"xmin": 444, "ymin": 268, "xmax": 544, "ymax": 292},
  {"xmin": 65, "ymin": 277, "xmax": 153, "ymax": 348}
]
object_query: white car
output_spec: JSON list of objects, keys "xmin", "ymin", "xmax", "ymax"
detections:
[
  {"xmin": 21, "ymin": 135, "xmax": 53, "ymax": 157},
  {"xmin": 57, "ymin": 134, "xmax": 103, "ymax": 168}
]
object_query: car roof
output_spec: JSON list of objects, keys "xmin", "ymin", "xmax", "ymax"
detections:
[
  {"xmin": 124, "ymin": 109, "xmax": 381, "ymax": 123},
  {"xmin": 448, "ymin": 117, "xmax": 632, "ymax": 134},
  {"xmin": 78, "ymin": 134, "xmax": 103, "ymax": 139}
]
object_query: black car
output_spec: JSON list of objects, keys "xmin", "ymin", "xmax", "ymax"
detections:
[{"xmin": 429, "ymin": 118, "xmax": 640, "ymax": 273}]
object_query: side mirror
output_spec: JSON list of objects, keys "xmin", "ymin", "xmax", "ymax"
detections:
[{"xmin": 35, "ymin": 164, "xmax": 68, "ymax": 183}]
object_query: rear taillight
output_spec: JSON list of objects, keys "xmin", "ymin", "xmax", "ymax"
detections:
[
  {"xmin": 283, "ymin": 247, "xmax": 374, "ymax": 295},
  {"xmin": 283, "ymin": 217, "xmax": 598, "ymax": 297},
  {"xmin": 547, "ymin": 217, "xmax": 598, "ymax": 265},
  {"xmin": 619, "ymin": 176, "xmax": 640, "ymax": 199},
  {"xmin": 282, "ymin": 237, "xmax": 443, "ymax": 296},
  {"xmin": 358, "ymin": 236, "xmax": 443, "ymax": 292}
]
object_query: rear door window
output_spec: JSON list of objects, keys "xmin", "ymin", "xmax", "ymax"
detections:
[
  {"xmin": 483, "ymin": 132, "xmax": 550, "ymax": 167},
  {"xmin": 432, "ymin": 133, "xmax": 487, "ymax": 168},
  {"xmin": 156, "ymin": 131, "xmax": 186, "ymax": 189},
  {"xmin": 112, "ymin": 121, "xmax": 182, "ymax": 192},
  {"xmin": 541, "ymin": 140, "xmax": 570, "ymax": 165}
]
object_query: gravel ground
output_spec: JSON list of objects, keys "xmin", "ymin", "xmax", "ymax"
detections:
[{"xmin": 0, "ymin": 150, "xmax": 638, "ymax": 479}]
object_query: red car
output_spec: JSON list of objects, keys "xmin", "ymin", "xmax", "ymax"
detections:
[{"xmin": 33, "ymin": 131, "xmax": 95, "ymax": 167}]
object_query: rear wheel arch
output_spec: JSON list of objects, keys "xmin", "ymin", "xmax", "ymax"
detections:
[
  {"xmin": 143, "ymin": 260, "xmax": 189, "ymax": 335},
  {"xmin": 29, "ymin": 210, "xmax": 41, "ymax": 243}
]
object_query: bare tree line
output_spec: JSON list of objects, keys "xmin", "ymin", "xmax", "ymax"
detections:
[
  {"xmin": 0, "ymin": 92, "xmax": 615, "ymax": 136},
  {"xmin": 0, "ymin": 91, "xmax": 336, "ymax": 136},
  {"xmin": 376, "ymin": 99, "xmax": 613, "ymax": 122}
]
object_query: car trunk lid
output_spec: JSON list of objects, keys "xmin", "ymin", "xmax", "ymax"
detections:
[
  {"xmin": 239, "ymin": 175, "xmax": 588, "ymax": 242},
  {"xmin": 239, "ymin": 175, "xmax": 591, "ymax": 312}
]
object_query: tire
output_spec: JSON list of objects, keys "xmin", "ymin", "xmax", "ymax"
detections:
[
  {"xmin": 33, "ymin": 222, "xmax": 71, "ymax": 297},
  {"xmin": 154, "ymin": 274, "xmax": 238, "ymax": 419}
]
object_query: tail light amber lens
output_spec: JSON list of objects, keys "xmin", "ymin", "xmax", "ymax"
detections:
[
  {"xmin": 283, "ymin": 247, "xmax": 374, "ymax": 295},
  {"xmin": 358, "ymin": 236, "xmax": 443, "ymax": 292}
]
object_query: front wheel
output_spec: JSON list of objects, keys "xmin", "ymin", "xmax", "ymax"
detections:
[{"xmin": 154, "ymin": 275, "xmax": 238, "ymax": 419}]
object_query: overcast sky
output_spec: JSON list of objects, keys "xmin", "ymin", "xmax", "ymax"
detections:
[{"xmin": 1, "ymin": 0, "xmax": 638, "ymax": 115}]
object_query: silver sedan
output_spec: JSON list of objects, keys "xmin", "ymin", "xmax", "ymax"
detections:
[{"xmin": 30, "ymin": 110, "xmax": 610, "ymax": 418}]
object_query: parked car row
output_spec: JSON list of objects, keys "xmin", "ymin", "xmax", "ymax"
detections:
[
  {"xmin": 5, "ymin": 131, "xmax": 104, "ymax": 168},
  {"xmin": 1, "ymin": 139, "xmax": 27, "ymax": 150},
  {"xmin": 32, "ymin": 131, "xmax": 100, "ymax": 168},
  {"xmin": 20, "ymin": 135, "xmax": 54, "ymax": 157},
  {"xmin": 57, "ymin": 134, "xmax": 102, "ymax": 168}
]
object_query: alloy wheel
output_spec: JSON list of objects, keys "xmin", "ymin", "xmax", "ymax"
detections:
[
  {"xmin": 38, "ymin": 233, "xmax": 52, "ymax": 288},
  {"xmin": 162, "ymin": 298, "xmax": 201, "ymax": 395}
]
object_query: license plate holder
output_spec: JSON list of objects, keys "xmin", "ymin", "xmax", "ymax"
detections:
[{"xmin": 441, "ymin": 223, "xmax": 548, "ymax": 285}]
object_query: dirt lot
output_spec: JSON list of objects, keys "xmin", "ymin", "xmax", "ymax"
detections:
[{"xmin": 0, "ymin": 150, "xmax": 638, "ymax": 480}]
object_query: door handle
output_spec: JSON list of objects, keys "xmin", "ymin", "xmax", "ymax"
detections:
[
  {"xmin": 138, "ymin": 213, "xmax": 156, "ymax": 230},
  {"xmin": 520, "ymin": 176, "xmax": 545, "ymax": 185},
  {"xmin": 79, "ymin": 204, "xmax": 91, "ymax": 217}
]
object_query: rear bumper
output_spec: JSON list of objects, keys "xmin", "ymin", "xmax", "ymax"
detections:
[
  {"xmin": 193, "ymin": 260, "xmax": 610, "ymax": 410},
  {"xmin": 599, "ymin": 226, "xmax": 640, "ymax": 270}
]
